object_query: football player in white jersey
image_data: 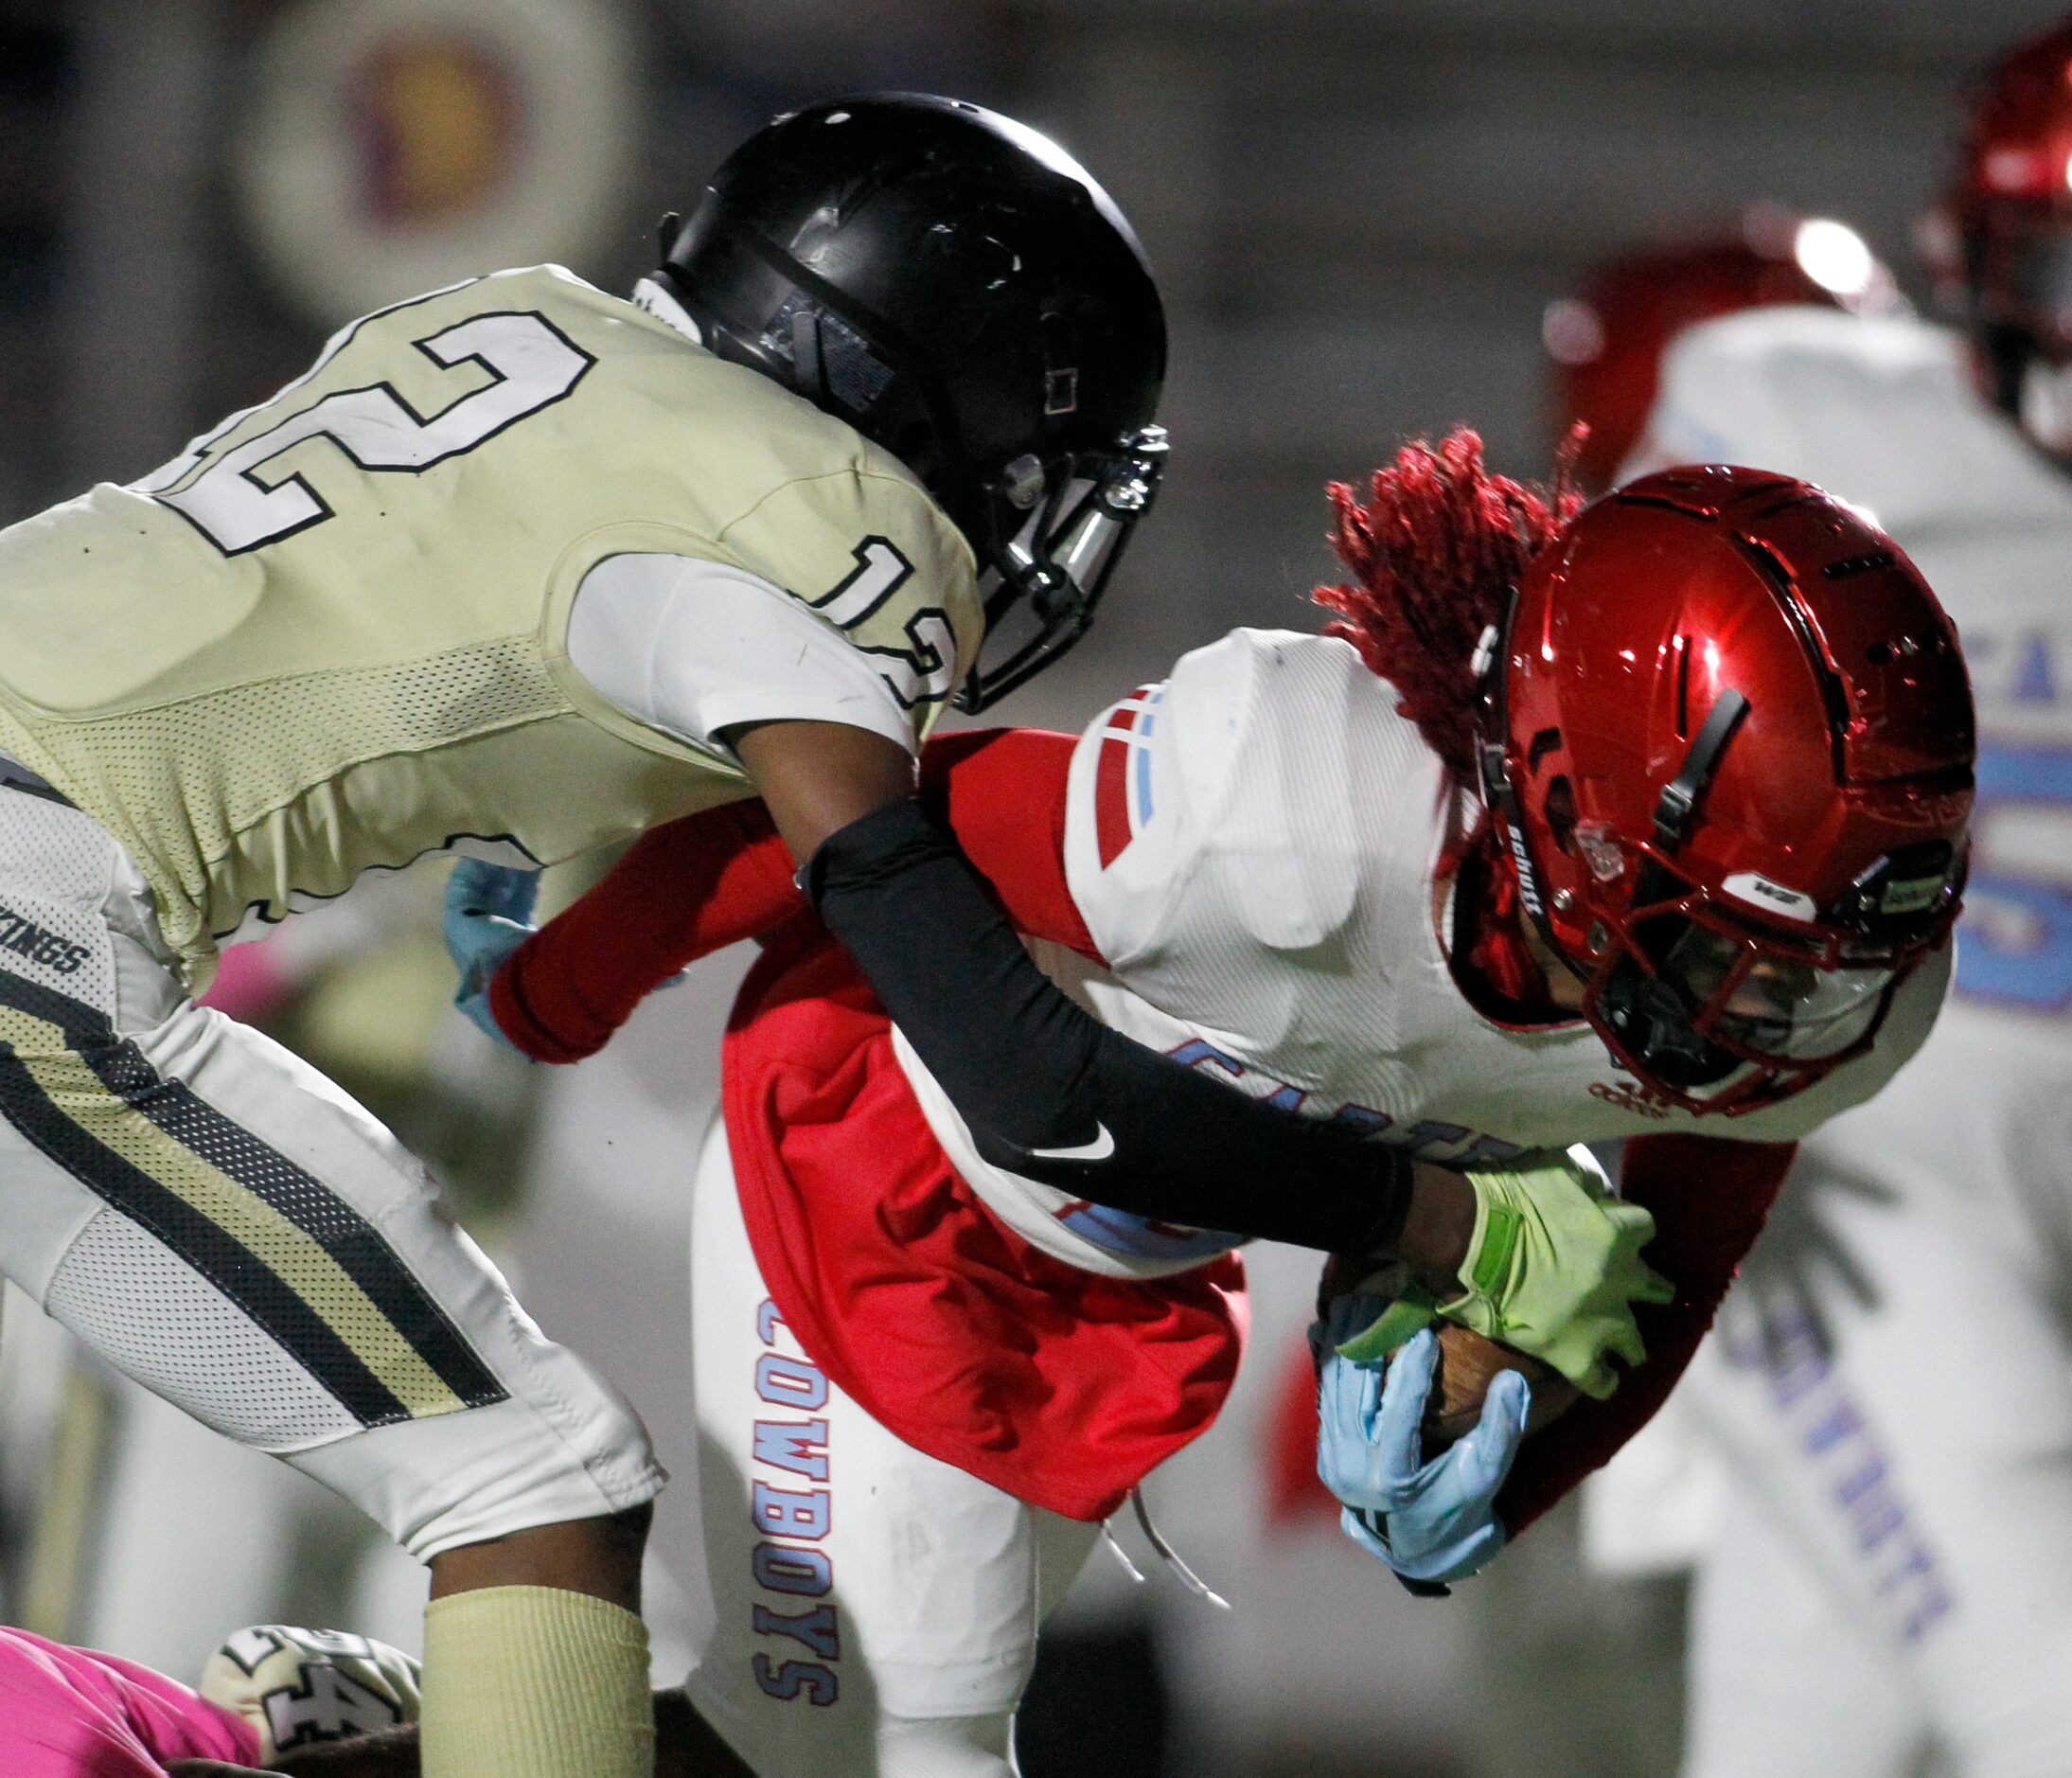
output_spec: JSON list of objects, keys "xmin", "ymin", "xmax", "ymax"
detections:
[
  {"xmin": 1601, "ymin": 23, "xmax": 2072, "ymax": 1774},
  {"xmin": 441, "ymin": 434, "xmax": 1975, "ymax": 1777}
]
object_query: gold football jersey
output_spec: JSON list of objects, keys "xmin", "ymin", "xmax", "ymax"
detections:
[{"xmin": 0, "ymin": 266, "xmax": 980, "ymax": 987}]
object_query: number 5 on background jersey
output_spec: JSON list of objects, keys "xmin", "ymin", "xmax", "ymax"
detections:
[{"xmin": 1956, "ymin": 741, "xmax": 2072, "ymax": 1013}]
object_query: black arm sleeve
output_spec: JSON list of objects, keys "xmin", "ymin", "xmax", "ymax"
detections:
[{"xmin": 801, "ymin": 797, "xmax": 1413, "ymax": 1255}]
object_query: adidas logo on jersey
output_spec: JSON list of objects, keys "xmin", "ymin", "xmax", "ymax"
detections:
[{"xmin": 1587, "ymin": 1077, "xmax": 1674, "ymax": 1119}]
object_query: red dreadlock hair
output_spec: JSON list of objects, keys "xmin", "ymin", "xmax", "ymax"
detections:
[
  {"xmin": 1315, "ymin": 428, "xmax": 1584, "ymax": 1010},
  {"xmin": 1313, "ymin": 428, "xmax": 1583, "ymax": 790}
]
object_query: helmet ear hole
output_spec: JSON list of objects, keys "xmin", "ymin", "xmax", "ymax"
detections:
[{"xmin": 1543, "ymin": 774, "xmax": 1579, "ymax": 856}]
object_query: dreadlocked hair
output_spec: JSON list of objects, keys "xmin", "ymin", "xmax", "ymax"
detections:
[{"xmin": 1313, "ymin": 427, "xmax": 1582, "ymax": 788}]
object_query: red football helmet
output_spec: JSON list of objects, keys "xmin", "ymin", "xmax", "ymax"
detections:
[
  {"xmin": 1545, "ymin": 209, "xmax": 1903, "ymax": 491},
  {"xmin": 1926, "ymin": 15, "xmax": 2072, "ymax": 451},
  {"xmin": 1479, "ymin": 465, "xmax": 1975, "ymax": 1114}
]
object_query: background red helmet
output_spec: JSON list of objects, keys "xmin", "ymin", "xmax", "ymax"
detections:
[
  {"xmin": 1480, "ymin": 465, "xmax": 1975, "ymax": 1114},
  {"xmin": 1544, "ymin": 209, "xmax": 1903, "ymax": 492},
  {"xmin": 1925, "ymin": 15, "xmax": 2072, "ymax": 450}
]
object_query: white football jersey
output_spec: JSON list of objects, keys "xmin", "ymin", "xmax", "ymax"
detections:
[
  {"xmin": 1628, "ymin": 306, "xmax": 2072, "ymax": 1226},
  {"xmin": 894, "ymin": 627, "xmax": 1944, "ymax": 1277}
]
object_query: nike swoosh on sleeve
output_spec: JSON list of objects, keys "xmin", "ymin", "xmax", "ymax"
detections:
[{"xmin": 1024, "ymin": 1123, "xmax": 1117, "ymax": 1163}]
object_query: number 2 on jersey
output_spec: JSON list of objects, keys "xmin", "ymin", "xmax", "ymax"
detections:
[{"xmin": 143, "ymin": 308, "xmax": 594, "ymax": 556}]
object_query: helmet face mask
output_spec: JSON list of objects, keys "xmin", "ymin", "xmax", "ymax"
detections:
[
  {"xmin": 1479, "ymin": 466, "xmax": 1975, "ymax": 1116},
  {"xmin": 1576, "ymin": 849, "xmax": 1937, "ymax": 1114},
  {"xmin": 655, "ymin": 93, "xmax": 1168, "ymax": 711},
  {"xmin": 965, "ymin": 427, "xmax": 1169, "ymax": 708}
]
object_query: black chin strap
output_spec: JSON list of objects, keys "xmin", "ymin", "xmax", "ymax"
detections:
[
  {"xmin": 1653, "ymin": 689, "xmax": 1749, "ymax": 852},
  {"xmin": 788, "ymin": 307, "xmax": 825, "ymax": 403}
]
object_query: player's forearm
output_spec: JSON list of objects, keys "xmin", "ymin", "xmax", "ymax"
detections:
[
  {"xmin": 801, "ymin": 792, "xmax": 1464, "ymax": 1268},
  {"xmin": 1493, "ymin": 1136, "xmax": 1795, "ymax": 1534},
  {"xmin": 492, "ymin": 716, "xmax": 915, "ymax": 1065},
  {"xmin": 495, "ymin": 720, "xmax": 1458, "ymax": 1268}
]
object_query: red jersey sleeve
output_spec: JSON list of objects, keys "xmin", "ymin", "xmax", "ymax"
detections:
[
  {"xmin": 1493, "ymin": 1133, "xmax": 1796, "ymax": 1537},
  {"xmin": 490, "ymin": 726, "xmax": 1097, "ymax": 1063},
  {"xmin": 490, "ymin": 798, "xmax": 799, "ymax": 1062}
]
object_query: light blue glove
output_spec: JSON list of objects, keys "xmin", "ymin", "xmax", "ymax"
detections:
[
  {"xmin": 1317, "ymin": 1303, "xmax": 1528, "ymax": 1586},
  {"xmin": 442, "ymin": 859, "xmax": 540, "ymax": 1049}
]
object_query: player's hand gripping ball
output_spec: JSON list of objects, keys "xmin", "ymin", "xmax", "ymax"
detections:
[
  {"xmin": 1422, "ymin": 1321, "xmax": 1579, "ymax": 1449},
  {"xmin": 1338, "ymin": 1147, "xmax": 1670, "ymax": 1400},
  {"xmin": 198, "ymin": 1625, "xmax": 422, "ymax": 1765},
  {"xmin": 1318, "ymin": 1302, "xmax": 1528, "ymax": 1585}
]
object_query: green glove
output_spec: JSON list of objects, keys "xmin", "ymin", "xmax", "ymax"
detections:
[{"xmin": 1337, "ymin": 1147, "xmax": 1673, "ymax": 1400}]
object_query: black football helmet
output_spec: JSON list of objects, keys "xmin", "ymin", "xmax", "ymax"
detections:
[{"xmin": 654, "ymin": 93, "xmax": 1169, "ymax": 710}]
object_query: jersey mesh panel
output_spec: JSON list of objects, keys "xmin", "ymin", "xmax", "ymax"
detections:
[
  {"xmin": 44, "ymin": 1209, "xmax": 364, "ymax": 1449},
  {"xmin": 0, "ymin": 797, "xmax": 120, "ymax": 1014},
  {"xmin": 22, "ymin": 637, "xmax": 563, "ymax": 914}
]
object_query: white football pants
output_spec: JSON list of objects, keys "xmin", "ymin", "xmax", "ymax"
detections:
[
  {"xmin": 0, "ymin": 786, "xmax": 661, "ymax": 1560},
  {"xmin": 682, "ymin": 1116, "xmax": 1104, "ymax": 1778}
]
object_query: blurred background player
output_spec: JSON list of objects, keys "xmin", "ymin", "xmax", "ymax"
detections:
[
  {"xmin": 1543, "ymin": 204, "xmax": 1907, "ymax": 494},
  {"xmin": 1578, "ymin": 18, "xmax": 2072, "ymax": 1774}
]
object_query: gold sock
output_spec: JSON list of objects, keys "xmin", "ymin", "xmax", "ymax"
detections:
[{"xmin": 420, "ymin": 1585, "xmax": 653, "ymax": 1778}]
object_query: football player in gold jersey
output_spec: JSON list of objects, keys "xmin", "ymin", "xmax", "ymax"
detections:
[{"xmin": 0, "ymin": 95, "xmax": 1657, "ymax": 1778}]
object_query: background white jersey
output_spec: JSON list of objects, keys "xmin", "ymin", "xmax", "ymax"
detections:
[
  {"xmin": 1599, "ymin": 304, "xmax": 2072, "ymax": 1776},
  {"xmin": 897, "ymin": 626, "xmax": 1943, "ymax": 1278},
  {"xmin": 1632, "ymin": 304, "xmax": 2072, "ymax": 1181}
]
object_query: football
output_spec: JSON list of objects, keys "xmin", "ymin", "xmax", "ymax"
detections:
[{"xmin": 1423, "ymin": 1323, "xmax": 1581, "ymax": 1451}]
